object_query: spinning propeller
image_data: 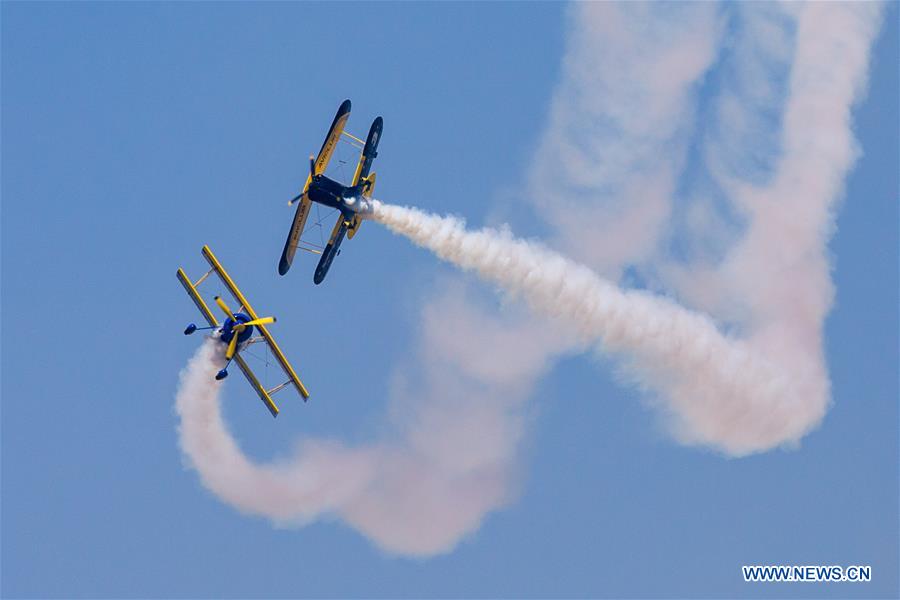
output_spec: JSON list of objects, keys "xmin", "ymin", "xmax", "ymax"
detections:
[
  {"xmin": 183, "ymin": 296, "xmax": 276, "ymax": 381},
  {"xmin": 288, "ymin": 155, "xmax": 318, "ymax": 206},
  {"xmin": 213, "ymin": 295, "xmax": 275, "ymax": 362}
]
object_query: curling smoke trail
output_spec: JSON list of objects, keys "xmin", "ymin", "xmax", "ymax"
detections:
[
  {"xmin": 368, "ymin": 202, "xmax": 809, "ymax": 456},
  {"xmin": 176, "ymin": 337, "xmax": 519, "ymax": 555},
  {"xmin": 175, "ymin": 338, "xmax": 379, "ymax": 523}
]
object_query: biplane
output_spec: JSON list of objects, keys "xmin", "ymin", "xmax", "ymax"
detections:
[
  {"xmin": 178, "ymin": 245, "xmax": 310, "ymax": 417},
  {"xmin": 278, "ymin": 99, "xmax": 383, "ymax": 284}
]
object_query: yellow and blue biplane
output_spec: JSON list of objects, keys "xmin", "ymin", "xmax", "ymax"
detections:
[
  {"xmin": 177, "ymin": 245, "xmax": 310, "ymax": 417},
  {"xmin": 278, "ymin": 99, "xmax": 382, "ymax": 284}
]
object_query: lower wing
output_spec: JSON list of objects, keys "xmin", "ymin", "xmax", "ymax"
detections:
[
  {"xmin": 234, "ymin": 354, "xmax": 280, "ymax": 417},
  {"xmin": 278, "ymin": 194, "xmax": 313, "ymax": 275},
  {"xmin": 177, "ymin": 267, "xmax": 219, "ymax": 327},
  {"xmin": 313, "ymin": 215, "xmax": 349, "ymax": 284}
]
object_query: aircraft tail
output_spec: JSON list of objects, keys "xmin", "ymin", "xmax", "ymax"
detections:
[{"xmin": 348, "ymin": 172, "xmax": 375, "ymax": 240}]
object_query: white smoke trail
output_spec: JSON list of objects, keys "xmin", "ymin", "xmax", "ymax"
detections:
[
  {"xmin": 176, "ymin": 336, "xmax": 522, "ymax": 555},
  {"xmin": 175, "ymin": 338, "xmax": 380, "ymax": 523},
  {"xmin": 368, "ymin": 201, "xmax": 810, "ymax": 456},
  {"xmin": 529, "ymin": 2, "xmax": 724, "ymax": 277}
]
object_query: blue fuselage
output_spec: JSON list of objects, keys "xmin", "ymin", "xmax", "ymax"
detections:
[{"xmin": 307, "ymin": 174, "xmax": 369, "ymax": 217}]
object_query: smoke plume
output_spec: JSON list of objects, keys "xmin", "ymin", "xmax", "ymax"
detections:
[
  {"xmin": 176, "ymin": 337, "xmax": 524, "ymax": 555},
  {"xmin": 369, "ymin": 201, "xmax": 813, "ymax": 455}
]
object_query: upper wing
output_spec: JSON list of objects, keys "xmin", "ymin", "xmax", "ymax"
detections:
[
  {"xmin": 314, "ymin": 99, "xmax": 352, "ymax": 176},
  {"xmin": 202, "ymin": 245, "xmax": 311, "ymax": 400}
]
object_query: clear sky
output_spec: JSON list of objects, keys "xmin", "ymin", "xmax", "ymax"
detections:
[{"xmin": 2, "ymin": 2, "xmax": 897, "ymax": 599}]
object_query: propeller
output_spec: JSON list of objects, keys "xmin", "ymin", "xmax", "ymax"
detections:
[
  {"xmin": 214, "ymin": 296, "xmax": 235, "ymax": 320},
  {"xmin": 187, "ymin": 297, "xmax": 278, "ymax": 382},
  {"xmin": 226, "ymin": 330, "xmax": 239, "ymax": 360},
  {"xmin": 239, "ymin": 316, "xmax": 276, "ymax": 328},
  {"xmin": 288, "ymin": 155, "xmax": 318, "ymax": 206},
  {"xmin": 212, "ymin": 296, "xmax": 276, "ymax": 361},
  {"xmin": 223, "ymin": 318, "xmax": 276, "ymax": 361}
]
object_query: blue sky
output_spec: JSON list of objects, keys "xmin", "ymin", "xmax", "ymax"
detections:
[{"xmin": 2, "ymin": 3, "xmax": 897, "ymax": 598}]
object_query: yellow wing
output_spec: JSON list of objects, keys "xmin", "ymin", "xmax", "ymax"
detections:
[
  {"xmin": 314, "ymin": 99, "xmax": 352, "ymax": 176},
  {"xmin": 177, "ymin": 268, "xmax": 218, "ymax": 327},
  {"xmin": 279, "ymin": 192, "xmax": 315, "ymax": 274},
  {"xmin": 233, "ymin": 354, "xmax": 280, "ymax": 417},
  {"xmin": 202, "ymin": 245, "xmax": 310, "ymax": 400}
]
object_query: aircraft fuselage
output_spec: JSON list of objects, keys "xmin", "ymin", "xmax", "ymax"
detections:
[{"xmin": 307, "ymin": 174, "xmax": 370, "ymax": 217}]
